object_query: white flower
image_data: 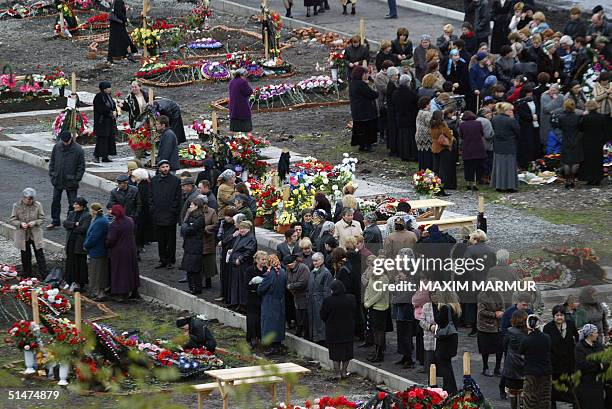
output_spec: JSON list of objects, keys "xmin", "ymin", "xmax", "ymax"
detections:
[
  {"xmin": 24, "ymin": 345, "xmax": 30, "ymax": 350},
  {"xmin": 331, "ymin": 184, "xmax": 338, "ymax": 191},
  {"xmin": 343, "ymin": 152, "xmax": 349, "ymax": 157}
]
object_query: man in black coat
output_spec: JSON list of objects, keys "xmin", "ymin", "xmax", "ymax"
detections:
[
  {"xmin": 152, "ymin": 98, "xmax": 186, "ymax": 144},
  {"xmin": 179, "ymin": 178, "xmax": 199, "ymax": 223},
  {"xmin": 155, "ymin": 115, "xmax": 180, "ymax": 171},
  {"xmin": 48, "ymin": 131, "xmax": 85, "ymax": 229},
  {"xmin": 93, "ymin": 81, "xmax": 117, "ymax": 163},
  {"xmin": 177, "ymin": 316, "xmax": 217, "ymax": 352},
  {"xmin": 107, "ymin": 174, "xmax": 138, "ymax": 217},
  {"xmin": 150, "ymin": 160, "xmax": 181, "ymax": 269}
]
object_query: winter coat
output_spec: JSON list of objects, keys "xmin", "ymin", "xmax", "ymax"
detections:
[
  {"xmin": 415, "ymin": 110, "xmax": 434, "ymax": 151},
  {"xmin": 258, "ymin": 267, "xmax": 286, "ymax": 343},
  {"xmin": 276, "ymin": 241, "xmax": 300, "ymax": 265},
  {"xmin": 228, "ymin": 77, "xmax": 253, "ymax": 120},
  {"xmin": 442, "ymin": 58, "xmax": 470, "ymax": 96},
  {"xmin": 135, "ymin": 179, "xmax": 154, "ymax": 240},
  {"xmin": 391, "ymin": 38, "xmax": 413, "ymax": 60},
  {"xmin": 490, "ymin": 0, "xmax": 512, "ymax": 53},
  {"xmin": 392, "ymin": 86, "xmax": 419, "ymax": 128},
  {"xmin": 495, "ymin": 56, "xmax": 516, "ymax": 88},
  {"xmin": 502, "ymin": 326, "xmax": 527, "ymax": 379},
  {"xmin": 574, "ymin": 339, "xmax": 608, "ymax": 409},
  {"xmin": 542, "ymin": 320, "xmax": 578, "ymax": 378},
  {"xmin": 557, "ymin": 111, "xmax": 584, "ymax": 165},
  {"xmin": 473, "ymin": 0, "xmax": 491, "ymax": 39},
  {"xmin": 184, "ymin": 318, "xmax": 217, "ymax": 352},
  {"xmin": 216, "ymin": 183, "xmax": 235, "ymax": 217},
  {"xmin": 202, "ymin": 207, "xmax": 218, "ymax": 254},
  {"xmin": 228, "ymin": 233, "xmax": 257, "ymax": 266},
  {"xmin": 48, "ymin": 141, "xmax": 85, "ymax": 190},
  {"xmin": 375, "ymin": 52, "xmax": 399, "ymax": 72},
  {"xmin": 363, "ymin": 224, "xmax": 382, "ymax": 244},
  {"xmin": 519, "ymin": 330, "xmax": 552, "ymax": 377},
  {"xmin": 83, "ymin": 215, "xmax": 109, "ymax": 258},
  {"xmin": 491, "ymin": 113, "xmax": 519, "ymax": 154},
  {"xmin": 150, "ymin": 173, "xmax": 181, "ymax": 226},
  {"xmin": 420, "ymin": 302, "xmax": 437, "ymax": 351},
  {"xmin": 414, "ymin": 45, "xmax": 434, "ymax": 81},
  {"xmin": 344, "ymin": 44, "xmax": 370, "ymax": 79},
  {"xmin": 593, "ymin": 81, "xmax": 612, "ymax": 116},
  {"xmin": 307, "ymin": 266, "xmax": 333, "ymax": 342},
  {"xmin": 476, "ymin": 292, "xmax": 504, "ymax": 333},
  {"xmin": 180, "ymin": 213, "xmax": 204, "ymax": 273},
  {"xmin": 539, "ymin": 91, "xmax": 564, "ymax": 145},
  {"xmin": 320, "ymin": 285, "xmax": 356, "ymax": 344},
  {"xmin": 364, "ymin": 273, "xmax": 390, "ymax": 311},
  {"xmin": 334, "ymin": 220, "xmax": 363, "ymax": 249},
  {"xmin": 107, "ymin": 185, "xmax": 139, "ymax": 217},
  {"xmin": 180, "ymin": 189, "xmax": 199, "ymax": 224},
  {"xmin": 537, "ymin": 52, "xmax": 563, "ymax": 80},
  {"xmin": 436, "ymin": 34, "xmax": 459, "ymax": 56},
  {"xmin": 469, "ymin": 64, "xmax": 490, "ymax": 93},
  {"xmin": 578, "ymin": 303, "xmax": 610, "ymax": 342},
  {"xmin": 383, "ymin": 230, "xmax": 417, "ymax": 259},
  {"xmin": 9, "ymin": 200, "xmax": 45, "ymax": 251},
  {"xmin": 459, "ymin": 119, "xmax": 487, "ymax": 159},
  {"xmin": 153, "ymin": 98, "xmax": 186, "ymax": 144},
  {"xmin": 63, "ymin": 210, "xmax": 92, "ymax": 255},
  {"xmin": 93, "ymin": 91, "xmax": 117, "ymax": 138},
  {"xmin": 121, "ymin": 89, "xmax": 149, "ymax": 128},
  {"xmin": 349, "ymin": 80, "xmax": 378, "ymax": 121},
  {"xmin": 476, "ymin": 116, "xmax": 494, "ymax": 151},
  {"xmin": 563, "ymin": 19, "xmax": 587, "ymax": 40},
  {"xmin": 157, "ymin": 128, "xmax": 180, "ymax": 171},
  {"xmin": 286, "ymin": 262, "xmax": 310, "ymax": 309},
  {"xmin": 106, "ymin": 215, "xmax": 139, "ymax": 294},
  {"xmin": 433, "ymin": 304, "xmax": 460, "ymax": 359}
]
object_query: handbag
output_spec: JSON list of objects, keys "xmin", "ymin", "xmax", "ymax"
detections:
[{"xmin": 435, "ymin": 305, "xmax": 458, "ymax": 339}]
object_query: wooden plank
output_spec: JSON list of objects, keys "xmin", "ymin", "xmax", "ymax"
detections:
[
  {"xmin": 407, "ymin": 199, "xmax": 454, "ymax": 209},
  {"xmin": 417, "ymin": 216, "xmax": 477, "ymax": 231},
  {"xmin": 205, "ymin": 363, "xmax": 310, "ymax": 382}
]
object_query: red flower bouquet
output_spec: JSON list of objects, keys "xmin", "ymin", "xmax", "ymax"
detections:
[
  {"xmin": 6, "ymin": 320, "xmax": 40, "ymax": 351},
  {"xmin": 126, "ymin": 126, "xmax": 153, "ymax": 153}
]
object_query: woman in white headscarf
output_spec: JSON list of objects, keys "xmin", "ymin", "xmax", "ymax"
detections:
[{"xmin": 574, "ymin": 323, "xmax": 608, "ymax": 409}]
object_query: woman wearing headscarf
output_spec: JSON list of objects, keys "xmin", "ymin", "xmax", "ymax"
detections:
[
  {"xmin": 579, "ymin": 100, "xmax": 610, "ymax": 185},
  {"xmin": 258, "ymin": 254, "xmax": 287, "ymax": 356},
  {"xmin": 490, "ymin": 102, "xmax": 519, "ymax": 192},
  {"xmin": 315, "ymin": 221, "xmax": 335, "ymax": 253},
  {"xmin": 307, "ymin": 252, "xmax": 333, "ymax": 344},
  {"xmin": 245, "ymin": 250, "xmax": 268, "ymax": 348},
  {"xmin": 385, "ymin": 66, "xmax": 400, "ymax": 155},
  {"xmin": 574, "ymin": 324, "xmax": 608, "ymax": 409},
  {"xmin": 228, "ymin": 68, "xmax": 253, "ymax": 132},
  {"xmin": 106, "ymin": 204, "xmax": 139, "ymax": 301},
  {"xmin": 228, "ymin": 220, "xmax": 257, "ymax": 311},
  {"xmin": 415, "ymin": 96, "xmax": 434, "ymax": 171},
  {"xmin": 577, "ymin": 286, "xmax": 609, "ymax": 343},
  {"xmin": 442, "ymin": 48, "xmax": 469, "ymax": 97},
  {"xmin": 320, "ymin": 279, "xmax": 356, "ymax": 379},
  {"xmin": 216, "ymin": 207, "xmax": 238, "ymax": 303},
  {"xmin": 216, "ymin": 169, "xmax": 236, "ymax": 217},
  {"xmin": 393, "ymin": 74, "xmax": 419, "ymax": 162},
  {"xmin": 502, "ymin": 309, "xmax": 528, "ymax": 409},
  {"xmin": 519, "ymin": 314, "xmax": 553, "ymax": 409},
  {"xmin": 93, "ymin": 81, "xmax": 117, "ymax": 163},
  {"xmin": 131, "ymin": 168, "xmax": 153, "ymax": 254},
  {"xmin": 513, "ymin": 84, "xmax": 540, "ymax": 168},
  {"xmin": 180, "ymin": 196, "xmax": 205, "ymax": 295},
  {"xmin": 9, "ymin": 188, "xmax": 47, "ymax": 278},
  {"xmin": 107, "ymin": 0, "xmax": 137, "ymax": 64},
  {"xmin": 83, "ymin": 203, "xmax": 109, "ymax": 301},
  {"xmin": 543, "ymin": 304, "xmax": 579, "ymax": 408},
  {"xmin": 63, "ymin": 197, "xmax": 91, "ymax": 292},
  {"xmin": 151, "ymin": 97, "xmax": 187, "ymax": 145},
  {"xmin": 121, "ymin": 81, "xmax": 149, "ymax": 128},
  {"xmin": 349, "ymin": 65, "xmax": 378, "ymax": 152}
]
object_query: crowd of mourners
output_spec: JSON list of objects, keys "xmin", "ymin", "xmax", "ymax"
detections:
[{"xmin": 347, "ymin": 2, "xmax": 611, "ymax": 192}]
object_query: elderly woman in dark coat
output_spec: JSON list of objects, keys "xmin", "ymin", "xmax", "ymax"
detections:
[
  {"xmin": 574, "ymin": 324, "xmax": 608, "ymax": 409},
  {"xmin": 459, "ymin": 110, "xmax": 487, "ymax": 191},
  {"xmin": 557, "ymin": 98, "xmax": 583, "ymax": 189},
  {"xmin": 320, "ymin": 279, "xmax": 356, "ymax": 379},
  {"xmin": 151, "ymin": 97, "xmax": 186, "ymax": 145},
  {"xmin": 228, "ymin": 220, "xmax": 257, "ymax": 310},
  {"xmin": 393, "ymin": 74, "xmax": 419, "ymax": 162},
  {"xmin": 490, "ymin": 102, "xmax": 519, "ymax": 192},
  {"xmin": 513, "ymin": 84, "xmax": 539, "ymax": 169},
  {"xmin": 132, "ymin": 168, "xmax": 153, "ymax": 253},
  {"xmin": 106, "ymin": 204, "xmax": 139, "ymax": 300},
  {"xmin": 217, "ymin": 207, "xmax": 237, "ymax": 303},
  {"xmin": 385, "ymin": 67, "xmax": 400, "ymax": 156},
  {"xmin": 63, "ymin": 197, "xmax": 91, "ymax": 291},
  {"xmin": 107, "ymin": 0, "xmax": 137, "ymax": 63},
  {"xmin": 344, "ymin": 35, "xmax": 370, "ymax": 80},
  {"xmin": 306, "ymin": 252, "xmax": 333, "ymax": 344},
  {"xmin": 543, "ymin": 305, "xmax": 579, "ymax": 408},
  {"xmin": 442, "ymin": 49, "xmax": 470, "ymax": 97},
  {"xmin": 477, "ymin": 288, "xmax": 505, "ymax": 377},
  {"xmin": 83, "ymin": 203, "xmax": 109, "ymax": 301},
  {"xmin": 349, "ymin": 66, "xmax": 378, "ymax": 152},
  {"xmin": 580, "ymin": 100, "xmax": 610, "ymax": 185},
  {"xmin": 93, "ymin": 81, "xmax": 117, "ymax": 163},
  {"xmin": 502, "ymin": 309, "xmax": 528, "ymax": 409},
  {"xmin": 258, "ymin": 255, "xmax": 286, "ymax": 356},
  {"xmin": 228, "ymin": 68, "xmax": 253, "ymax": 132},
  {"xmin": 180, "ymin": 197, "xmax": 205, "ymax": 295}
]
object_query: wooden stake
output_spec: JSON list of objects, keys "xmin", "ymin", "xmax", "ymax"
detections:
[
  {"xmin": 148, "ymin": 87, "xmax": 154, "ymax": 104},
  {"xmin": 429, "ymin": 364, "xmax": 437, "ymax": 387},
  {"xmin": 282, "ymin": 185, "xmax": 290, "ymax": 201},
  {"xmin": 148, "ymin": 88, "xmax": 156, "ymax": 167},
  {"xmin": 74, "ymin": 292, "xmax": 82, "ymax": 332},
  {"xmin": 71, "ymin": 72, "xmax": 77, "ymax": 94},
  {"xmin": 212, "ymin": 111, "xmax": 218, "ymax": 134},
  {"xmin": 59, "ymin": 12, "xmax": 66, "ymax": 37},
  {"xmin": 31, "ymin": 291, "xmax": 40, "ymax": 325},
  {"xmin": 264, "ymin": 30, "xmax": 269, "ymax": 60},
  {"xmin": 359, "ymin": 18, "xmax": 365, "ymax": 45},
  {"xmin": 478, "ymin": 195, "xmax": 485, "ymax": 213},
  {"xmin": 142, "ymin": 0, "xmax": 150, "ymax": 59},
  {"xmin": 463, "ymin": 352, "xmax": 471, "ymax": 376}
]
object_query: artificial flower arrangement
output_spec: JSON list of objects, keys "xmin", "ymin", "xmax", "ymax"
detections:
[
  {"xmin": 4, "ymin": 278, "xmax": 72, "ymax": 315},
  {"xmin": 126, "ymin": 126, "xmax": 153, "ymax": 153},
  {"xmin": 52, "ymin": 109, "xmax": 89, "ymax": 140},
  {"xmin": 79, "ymin": 12, "xmax": 109, "ymax": 30},
  {"xmin": 192, "ymin": 118, "xmax": 214, "ymax": 137},
  {"xmin": 0, "ymin": 73, "xmax": 18, "ymax": 93},
  {"xmin": 250, "ymin": 180, "xmax": 282, "ymax": 217},
  {"xmin": 5, "ymin": 320, "xmax": 44, "ymax": 351},
  {"xmin": 250, "ymin": 83, "xmax": 296, "ymax": 104},
  {"xmin": 200, "ymin": 61, "xmax": 231, "ymax": 81},
  {"xmin": 52, "ymin": 77, "xmax": 70, "ymax": 88},
  {"xmin": 179, "ymin": 143, "xmax": 208, "ymax": 167},
  {"xmin": 150, "ymin": 18, "xmax": 175, "ymax": 31},
  {"xmin": 413, "ymin": 169, "xmax": 442, "ymax": 196},
  {"xmin": 135, "ymin": 58, "xmax": 187, "ymax": 79},
  {"xmin": 188, "ymin": 37, "xmax": 223, "ymax": 49},
  {"xmin": 0, "ymin": 263, "xmax": 18, "ymax": 279},
  {"xmin": 276, "ymin": 210, "xmax": 297, "ymax": 226},
  {"xmin": 184, "ymin": 0, "xmax": 213, "ymax": 30},
  {"xmin": 44, "ymin": 315, "xmax": 87, "ymax": 358},
  {"xmin": 329, "ymin": 50, "xmax": 347, "ymax": 80},
  {"xmin": 224, "ymin": 53, "xmax": 264, "ymax": 79},
  {"xmin": 297, "ymin": 75, "xmax": 337, "ymax": 94},
  {"xmin": 289, "ymin": 153, "xmax": 357, "ymax": 198},
  {"xmin": 223, "ymin": 133, "xmax": 270, "ymax": 175}
]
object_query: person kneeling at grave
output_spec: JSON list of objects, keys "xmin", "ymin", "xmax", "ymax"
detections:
[{"xmin": 176, "ymin": 316, "xmax": 217, "ymax": 353}]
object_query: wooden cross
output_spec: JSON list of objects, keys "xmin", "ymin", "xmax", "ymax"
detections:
[
  {"xmin": 59, "ymin": 11, "xmax": 66, "ymax": 37},
  {"xmin": 478, "ymin": 195, "xmax": 485, "ymax": 213},
  {"xmin": 429, "ymin": 364, "xmax": 437, "ymax": 387},
  {"xmin": 359, "ymin": 18, "xmax": 365, "ymax": 45},
  {"xmin": 463, "ymin": 352, "xmax": 471, "ymax": 376},
  {"xmin": 31, "ymin": 291, "xmax": 40, "ymax": 325},
  {"xmin": 148, "ymin": 87, "xmax": 157, "ymax": 166},
  {"xmin": 211, "ymin": 111, "xmax": 219, "ymax": 134},
  {"xmin": 74, "ymin": 292, "xmax": 82, "ymax": 332},
  {"xmin": 261, "ymin": 0, "xmax": 269, "ymax": 59},
  {"xmin": 142, "ymin": 0, "xmax": 150, "ymax": 59}
]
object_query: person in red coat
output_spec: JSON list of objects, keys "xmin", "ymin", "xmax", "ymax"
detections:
[{"xmin": 106, "ymin": 204, "xmax": 140, "ymax": 300}]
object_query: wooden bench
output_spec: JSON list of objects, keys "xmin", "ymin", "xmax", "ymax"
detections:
[
  {"xmin": 417, "ymin": 216, "xmax": 477, "ymax": 231},
  {"xmin": 193, "ymin": 376, "xmax": 283, "ymax": 409}
]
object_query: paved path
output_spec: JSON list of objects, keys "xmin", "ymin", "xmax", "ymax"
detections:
[{"xmin": 238, "ymin": 0, "xmax": 460, "ymax": 42}]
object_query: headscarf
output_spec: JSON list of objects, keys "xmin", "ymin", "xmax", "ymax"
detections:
[
  {"xmin": 351, "ymin": 65, "xmax": 367, "ymax": 80},
  {"xmin": 387, "ymin": 66, "xmax": 400, "ymax": 78},
  {"xmin": 319, "ymin": 221, "xmax": 335, "ymax": 237},
  {"xmin": 447, "ymin": 49, "xmax": 466, "ymax": 76},
  {"xmin": 111, "ymin": 204, "xmax": 125, "ymax": 219},
  {"xmin": 330, "ymin": 279, "xmax": 346, "ymax": 295},
  {"xmin": 74, "ymin": 196, "xmax": 88, "ymax": 208},
  {"xmin": 218, "ymin": 169, "xmax": 236, "ymax": 182},
  {"xmin": 526, "ymin": 314, "xmax": 540, "ymax": 330},
  {"xmin": 399, "ymin": 74, "xmax": 411, "ymax": 87},
  {"xmin": 99, "ymin": 81, "xmax": 111, "ymax": 91},
  {"xmin": 580, "ymin": 323, "xmax": 598, "ymax": 340},
  {"xmin": 22, "ymin": 187, "xmax": 36, "ymax": 198}
]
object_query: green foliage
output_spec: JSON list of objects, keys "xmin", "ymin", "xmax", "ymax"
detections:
[{"xmin": 590, "ymin": 346, "xmax": 612, "ymax": 382}]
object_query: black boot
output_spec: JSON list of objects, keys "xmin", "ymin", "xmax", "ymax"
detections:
[
  {"xmin": 204, "ymin": 278, "xmax": 212, "ymax": 289},
  {"xmin": 285, "ymin": 6, "xmax": 292, "ymax": 18},
  {"xmin": 342, "ymin": 5, "xmax": 347, "ymax": 14},
  {"xmin": 313, "ymin": 6, "xmax": 318, "ymax": 15},
  {"xmin": 351, "ymin": 5, "xmax": 356, "ymax": 14},
  {"xmin": 306, "ymin": 6, "xmax": 311, "ymax": 17},
  {"xmin": 324, "ymin": 0, "xmax": 330, "ymax": 10}
]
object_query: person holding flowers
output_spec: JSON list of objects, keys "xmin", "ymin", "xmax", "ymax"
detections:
[{"xmin": 107, "ymin": 0, "xmax": 137, "ymax": 64}]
